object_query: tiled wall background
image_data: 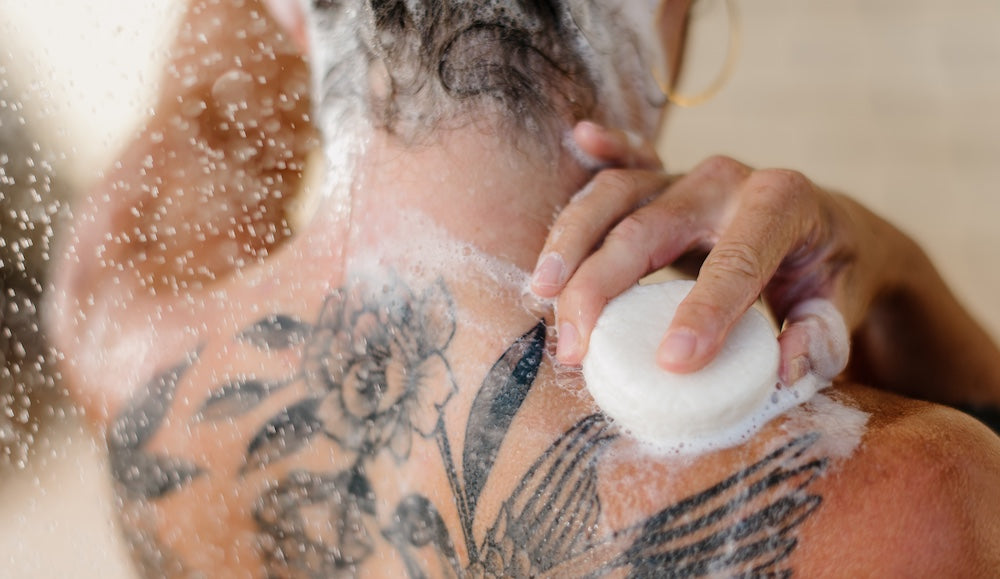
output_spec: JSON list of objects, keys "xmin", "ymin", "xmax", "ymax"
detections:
[{"xmin": 0, "ymin": 1, "xmax": 997, "ymax": 576}]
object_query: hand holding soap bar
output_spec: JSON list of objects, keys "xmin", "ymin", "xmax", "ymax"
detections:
[{"xmin": 582, "ymin": 280, "xmax": 785, "ymax": 453}]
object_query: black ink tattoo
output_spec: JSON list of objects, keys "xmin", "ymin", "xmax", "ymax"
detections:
[
  {"xmin": 239, "ymin": 277, "xmax": 462, "ymax": 574},
  {"xmin": 108, "ymin": 354, "xmax": 204, "ymax": 576},
  {"xmin": 606, "ymin": 433, "xmax": 825, "ymax": 578},
  {"xmin": 194, "ymin": 377, "xmax": 290, "ymax": 423},
  {"xmin": 255, "ymin": 467, "xmax": 378, "ymax": 575},
  {"xmin": 237, "ymin": 315, "xmax": 312, "ymax": 351},
  {"xmin": 461, "ymin": 322, "xmax": 546, "ymax": 522},
  {"xmin": 471, "ymin": 412, "xmax": 615, "ymax": 577},
  {"xmin": 108, "ymin": 355, "xmax": 203, "ymax": 500},
  {"xmin": 109, "ymin": 275, "xmax": 828, "ymax": 577}
]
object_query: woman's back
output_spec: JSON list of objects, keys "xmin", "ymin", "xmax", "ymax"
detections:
[
  {"xmin": 48, "ymin": 0, "xmax": 1000, "ymax": 576},
  {"xmin": 84, "ymin": 218, "xmax": 1000, "ymax": 577}
]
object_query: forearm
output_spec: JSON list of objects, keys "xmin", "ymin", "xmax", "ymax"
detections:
[{"xmin": 848, "ymin": 206, "xmax": 1000, "ymax": 407}]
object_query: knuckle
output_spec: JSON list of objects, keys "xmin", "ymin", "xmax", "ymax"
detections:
[
  {"xmin": 590, "ymin": 168, "xmax": 643, "ymax": 200},
  {"xmin": 771, "ymin": 168, "xmax": 811, "ymax": 195},
  {"xmin": 677, "ymin": 298, "xmax": 728, "ymax": 331},
  {"xmin": 704, "ymin": 242, "xmax": 766, "ymax": 286},
  {"xmin": 553, "ymin": 196, "xmax": 592, "ymax": 227},
  {"xmin": 549, "ymin": 213, "xmax": 598, "ymax": 251},
  {"xmin": 748, "ymin": 169, "xmax": 812, "ymax": 205},
  {"xmin": 554, "ymin": 171, "xmax": 640, "ymax": 242},
  {"xmin": 606, "ymin": 213, "xmax": 650, "ymax": 247},
  {"xmin": 543, "ymin": 223, "xmax": 593, "ymax": 267},
  {"xmin": 560, "ymin": 275, "xmax": 603, "ymax": 327},
  {"xmin": 696, "ymin": 155, "xmax": 747, "ymax": 181}
]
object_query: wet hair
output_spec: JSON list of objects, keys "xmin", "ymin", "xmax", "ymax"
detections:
[{"xmin": 306, "ymin": 0, "xmax": 657, "ymax": 143}]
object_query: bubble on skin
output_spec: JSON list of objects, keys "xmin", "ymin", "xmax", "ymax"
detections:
[
  {"xmin": 339, "ymin": 205, "xmax": 539, "ymax": 355},
  {"xmin": 520, "ymin": 289, "xmax": 555, "ymax": 319},
  {"xmin": 597, "ymin": 389, "xmax": 869, "ymax": 477},
  {"xmin": 180, "ymin": 97, "xmax": 208, "ymax": 118}
]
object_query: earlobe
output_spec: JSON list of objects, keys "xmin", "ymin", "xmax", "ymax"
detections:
[{"xmin": 263, "ymin": 0, "xmax": 309, "ymax": 55}]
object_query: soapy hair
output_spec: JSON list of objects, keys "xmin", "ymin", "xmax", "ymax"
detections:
[{"xmin": 306, "ymin": 0, "xmax": 660, "ymax": 143}]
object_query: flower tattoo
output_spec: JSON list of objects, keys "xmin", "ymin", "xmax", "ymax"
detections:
[
  {"xmin": 255, "ymin": 469, "xmax": 379, "ymax": 574},
  {"xmin": 303, "ymin": 279, "xmax": 458, "ymax": 459}
]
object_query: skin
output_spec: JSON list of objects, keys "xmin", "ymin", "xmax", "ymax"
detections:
[{"xmin": 46, "ymin": 0, "xmax": 1000, "ymax": 576}]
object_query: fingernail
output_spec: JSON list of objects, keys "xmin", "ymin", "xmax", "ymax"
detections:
[
  {"xmin": 783, "ymin": 356, "xmax": 810, "ymax": 385},
  {"xmin": 659, "ymin": 329, "xmax": 698, "ymax": 368},
  {"xmin": 532, "ymin": 253, "xmax": 566, "ymax": 293},
  {"xmin": 558, "ymin": 322, "xmax": 580, "ymax": 362}
]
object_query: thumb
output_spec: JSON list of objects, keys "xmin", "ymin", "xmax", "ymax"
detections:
[{"xmin": 778, "ymin": 298, "xmax": 851, "ymax": 386}]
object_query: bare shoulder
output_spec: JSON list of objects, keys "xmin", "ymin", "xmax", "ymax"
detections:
[
  {"xmin": 47, "ymin": 0, "xmax": 315, "ymax": 418},
  {"xmin": 798, "ymin": 384, "xmax": 1000, "ymax": 576}
]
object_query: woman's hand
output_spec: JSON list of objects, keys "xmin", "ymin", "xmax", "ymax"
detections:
[{"xmin": 534, "ymin": 121, "xmax": 900, "ymax": 387}]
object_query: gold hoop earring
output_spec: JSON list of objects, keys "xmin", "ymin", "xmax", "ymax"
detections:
[{"xmin": 654, "ymin": 0, "xmax": 742, "ymax": 108}]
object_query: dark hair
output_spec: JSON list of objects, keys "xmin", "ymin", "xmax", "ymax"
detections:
[{"xmin": 309, "ymin": 0, "xmax": 606, "ymax": 142}]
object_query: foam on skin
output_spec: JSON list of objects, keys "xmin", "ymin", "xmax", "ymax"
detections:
[{"xmin": 583, "ymin": 280, "xmax": 832, "ymax": 454}]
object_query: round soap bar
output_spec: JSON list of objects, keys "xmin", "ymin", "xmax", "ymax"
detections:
[{"xmin": 582, "ymin": 280, "xmax": 780, "ymax": 452}]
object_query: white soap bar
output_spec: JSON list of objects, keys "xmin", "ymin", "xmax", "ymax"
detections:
[{"xmin": 583, "ymin": 280, "xmax": 784, "ymax": 453}]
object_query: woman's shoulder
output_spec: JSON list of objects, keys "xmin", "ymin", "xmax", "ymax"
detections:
[{"xmin": 795, "ymin": 384, "xmax": 1000, "ymax": 575}]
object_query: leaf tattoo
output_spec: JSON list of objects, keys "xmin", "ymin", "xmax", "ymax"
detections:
[
  {"xmin": 194, "ymin": 378, "xmax": 289, "ymax": 422},
  {"xmin": 242, "ymin": 397, "xmax": 325, "ymax": 474},
  {"xmin": 108, "ymin": 355, "xmax": 203, "ymax": 501},
  {"xmin": 462, "ymin": 322, "xmax": 546, "ymax": 518},
  {"xmin": 237, "ymin": 315, "xmax": 312, "ymax": 351}
]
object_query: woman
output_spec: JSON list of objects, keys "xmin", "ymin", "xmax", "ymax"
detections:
[{"xmin": 49, "ymin": 0, "xmax": 1000, "ymax": 575}]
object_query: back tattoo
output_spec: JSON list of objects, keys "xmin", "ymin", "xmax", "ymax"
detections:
[{"xmin": 108, "ymin": 275, "xmax": 828, "ymax": 577}]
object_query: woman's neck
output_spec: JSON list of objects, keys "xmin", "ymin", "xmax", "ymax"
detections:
[{"xmin": 312, "ymin": 125, "xmax": 592, "ymax": 278}]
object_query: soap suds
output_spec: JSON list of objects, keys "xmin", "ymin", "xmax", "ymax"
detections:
[
  {"xmin": 343, "ymin": 207, "xmax": 537, "ymax": 344},
  {"xmin": 780, "ymin": 392, "xmax": 869, "ymax": 460},
  {"xmin": 567, "ymin": 0, "xmax": 666, "ymax": 136},
  {"xmin": 346, "ymin": 208, "xmax": 529, "ymax": 288}
]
